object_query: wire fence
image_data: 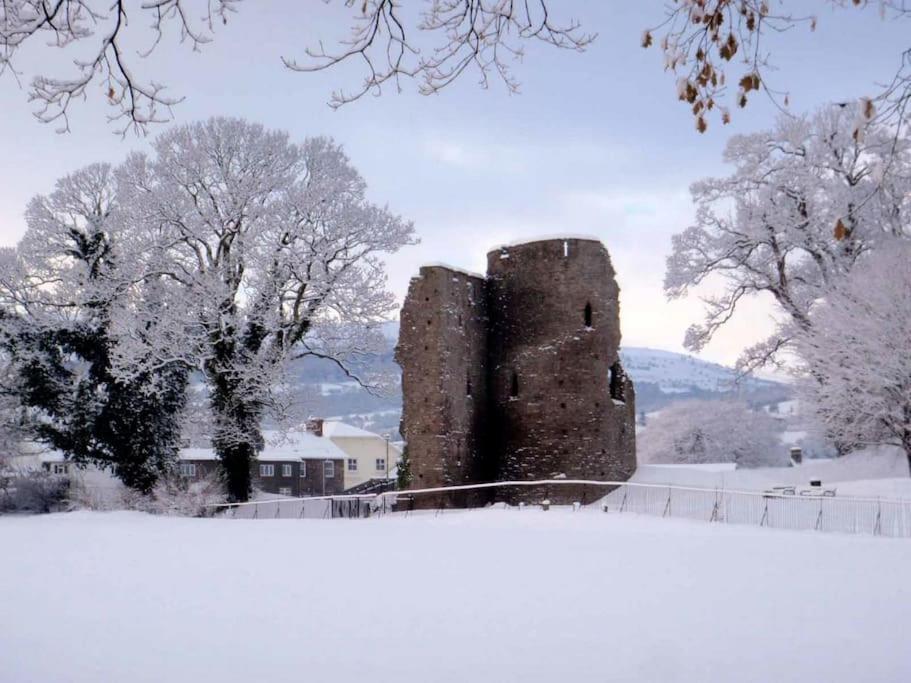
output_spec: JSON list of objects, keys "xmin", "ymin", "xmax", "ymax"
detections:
[{"xmin": 208, "ymin": 479, "xmax": 911, "ymax": 539}]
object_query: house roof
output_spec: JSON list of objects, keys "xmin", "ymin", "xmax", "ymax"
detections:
[
  {"xmin": 180, "ymin": 429, "xmax": 346, "ymax": 462},
  {"xmin": 322, "ymin": 420, "xmax": 384, "ymax": 439}
]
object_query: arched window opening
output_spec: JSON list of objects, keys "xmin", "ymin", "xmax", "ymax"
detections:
[
  {"xmin": 609, "ymin": 361, "xmax": 626, "ymax": 403},
  {"xmin": 466, "ymin": 373, "xmax": 472, "ymax": 397},
  {"xmin": 510, "ymin": 372, "xmax": 519, "ymax": 399},
  {"xmin": 584, "ymin": 302, "xmax": 592, "ymax": 327}
]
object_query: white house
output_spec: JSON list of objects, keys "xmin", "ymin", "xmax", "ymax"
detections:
[{"xmin": 321, "ymin": 420, "xmax": 402, "ymax": 490}]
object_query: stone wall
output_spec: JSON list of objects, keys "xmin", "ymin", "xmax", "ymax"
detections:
[
  {"xmin": 486, "ymin": 238, "xmax": 636, "ymax": 502},
  {"xmin": 395, "ymin": 266, "xmax": 491, "ymax": 507},
  {"xmin": 396, "ymin": 238, "xmax": 637, "ymax": 507}
]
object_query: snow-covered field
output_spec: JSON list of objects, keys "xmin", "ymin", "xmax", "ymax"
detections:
[{"xmin": 2, "ymin": 510, "xmax": 910, "ymax": 683}]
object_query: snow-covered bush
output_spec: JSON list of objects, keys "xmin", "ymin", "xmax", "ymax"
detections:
[
  {"xmin": 638, "ymin": 399, "xmax": 787, "ymax": 468},
  {"xmin": 141, "ymin": 473, "xmax": 227, "ymax": 518},
  {"xmin": 0, "ymin": 472, "xmax": 70, "ymax": 514}
]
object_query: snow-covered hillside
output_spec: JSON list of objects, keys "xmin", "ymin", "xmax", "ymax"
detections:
[
  {"xmin": 2, "ymin": 510, "xmax": 908, "ymax": 683},
  {"xmin": 270, "ymin": 329, "xmax": 791, "ymax": 435},
  {"xmin": 619, "ymin": 347, "xmax": 780, "ymax": 394}
]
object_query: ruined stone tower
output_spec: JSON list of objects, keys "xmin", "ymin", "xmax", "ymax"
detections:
[{"xmin": 396, "ymin": 238, "xmax": 636, "ymax": 506}]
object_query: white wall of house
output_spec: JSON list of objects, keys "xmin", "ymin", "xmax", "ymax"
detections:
[{"xmin": 323, "ymin": 422, "xmax": 402, "ymax": 490}]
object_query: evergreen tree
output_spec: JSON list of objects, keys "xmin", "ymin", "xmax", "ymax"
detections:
[{"xmin": 0, "ymin": 165, "xmax": 189, "ymax": 493}]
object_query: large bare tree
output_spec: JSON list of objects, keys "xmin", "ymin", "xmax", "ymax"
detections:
[
  {"xmin": 113, "ymin": 117, "xmax": 414, "ymax": 500},
  {"xmin": 666, "ymin": 103, "xmax": 911, "ymax": 374}
]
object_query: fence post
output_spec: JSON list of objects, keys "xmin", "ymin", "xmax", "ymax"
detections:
[
  {"xmin": 275, "ymin": 501, "xmax": 281, "ymax": 519},
  {"xmin": 710, "ymin": 491, "xmax": 720, "ymax": 522},
  {"xmin": 619, "ymin": 487, "xmax": 628, "ymax": 513},
  {"xmin": 874, "ymin": 499, "xmax": 882, "ymax": 536},
  {"xmin": 662, "ymin": 487, "xmax": 672, "ymax": 518},
  {"xmin": 759, "ymin": 499, "xmax": 769, "ymax": 527},
  {"xmin": 253, "ymin": 505, "xmax": 258, "ymax": 520},
  {"xmin": 814, "ymin": 499, "xmax": 823, "ymax": 531}
]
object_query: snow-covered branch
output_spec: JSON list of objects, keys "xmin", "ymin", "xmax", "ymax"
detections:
[{"xmin": 666, "ymin": 103, "xmax": 911, "ymax": 370}]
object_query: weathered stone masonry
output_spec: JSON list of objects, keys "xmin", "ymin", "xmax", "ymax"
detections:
[{"xmin": 396, "ymin": 238, "xmax": 636, "ymax": 506}]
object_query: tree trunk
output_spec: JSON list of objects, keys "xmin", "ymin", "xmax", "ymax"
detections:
[{"xmin": 215, "ymin": 436, "xmax": 257, "ymax": 502}]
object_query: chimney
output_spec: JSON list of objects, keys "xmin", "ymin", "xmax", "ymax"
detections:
[{"xmin": 306, "ymin": 418, "xmax": 324, "ymax": 437}]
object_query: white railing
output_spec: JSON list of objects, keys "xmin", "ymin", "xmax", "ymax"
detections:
[{"xmin": 207, "ymin": 479, "xmax": 911, "ymax": 538}]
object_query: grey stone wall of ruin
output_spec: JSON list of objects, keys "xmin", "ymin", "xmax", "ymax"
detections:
[
  {"xmin": 396, "ymin": 238, "xmax": 637, "ymax": 507},
  {"xmin": 395, "ymin": 266, "xmax": 491, "ymax": 507},
  {"xmin": 486, "ymin": 239, "xmax": 636, "ymax": 503}
]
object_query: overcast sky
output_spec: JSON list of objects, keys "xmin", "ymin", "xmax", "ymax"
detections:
[{"xmin": 1, "ymin": 2, "xmax": 907, "ymax": 367}]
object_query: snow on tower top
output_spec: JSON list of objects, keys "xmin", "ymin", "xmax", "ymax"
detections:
[{"xmin": 487, "ymin": 234, "xmax": 602, "ymax": 254}]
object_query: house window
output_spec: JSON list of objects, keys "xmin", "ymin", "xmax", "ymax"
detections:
[
  {"xmin": 52, "ymin": 463, "xmax": 69, "ymax": 475},
  {"xmin": 347, "ymin": 458, "xmax": 358, "ymax": 472},
  {"xmin": 260, "ymin": 464, "xmax": 275, "ymax": 477},
  {"xmin": 299, "ymin": 461, "xmax": 307, "ymax": 477},
  {"xmin": 376, "ymin": 458, "xmax": 386, "ymax": 472},
  {"xmin": 278, "ymin": 487, "xmax": 292, "ymax": 496},
  {"xmin": 325, "ymin": 461, "xmax": 335, "ymax": 478},
  {"xmin": 179, "ymin": 463, "xmax": 196, "ymax": 477},
  {"xmin": 282, "ymin": 464, "xmax": 293, "ymax": 477}
]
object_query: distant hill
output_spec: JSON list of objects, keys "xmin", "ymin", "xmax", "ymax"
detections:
[{"xmin": 275, "ymin": 325, "xmax": 790, "ymax": 438}]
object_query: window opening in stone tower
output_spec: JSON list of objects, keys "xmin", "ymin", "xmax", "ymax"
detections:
[
  {"xmin": 584, "ymin": 302, "xmax": 592, "ymax": 327},
  {"xmin": 510, "ymin": 372, "xmax": 519, "ymax": 398},
  {"xmin": 609, "ymin": 362, "xmax": 626, "ymax": 403},
  {"xmin": 563, "ymin": 240, "xmax": 569, "ymax": 257},
  {"xmin": 466, "ymin": 373, "xmax": 472, "ymax": 397}
]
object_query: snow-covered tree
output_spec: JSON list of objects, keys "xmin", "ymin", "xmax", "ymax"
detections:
[
  {"xmin": 638, "ymin": 399, "xmax": 786, "ymax": 468},
  {"xmin": 796, "ymin": 241, "xmax": 911, "ymax": 471},
  {"xmin": 666, "ymin": 104, "xmax": 911, "ymax": 373},
  {"xmin": 114, "ymin": 118, "xmax": 414, "ymax": 501},
  {"xmin": 0, "ymin": 164, "xmax": 188, "ymax": 493}
]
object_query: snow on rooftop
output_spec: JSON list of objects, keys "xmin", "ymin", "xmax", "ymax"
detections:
[
  {"xmin": 180, "ymin": 429, "xmax": 346, "ymax": 462},
  {"xmin": 488, "ymin": 234, "xmax": 602, "ymax": 253},
  {"xmin": 322, "ymin": 420, "xmax": 382, "ymax": 439}
]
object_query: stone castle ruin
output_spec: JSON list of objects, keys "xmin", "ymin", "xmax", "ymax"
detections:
[{"xmin": 395, "ymin": 237, "xmax": 636, "ymax": 505}]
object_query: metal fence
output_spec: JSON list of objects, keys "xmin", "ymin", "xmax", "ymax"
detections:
[{"xmin": 208, "ymin": 479, "xmax": 911, "ymax": 539}]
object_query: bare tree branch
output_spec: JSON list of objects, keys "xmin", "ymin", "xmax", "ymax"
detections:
[{"xmin": 284, "ymin": 0, "xmax": 595, "ymax": 109}]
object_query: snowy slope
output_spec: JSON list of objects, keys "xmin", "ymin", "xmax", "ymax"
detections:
[
  {"xmin": 2, "ymin": 510, "xmax": 909, "ymax": 683},
  {"xmin": 271, "ymin": 327, "xmax": 790, "ymax": 434},
  {"xmin": 619, "ymin": 346, "xmax": 779, "ymax": 394}
]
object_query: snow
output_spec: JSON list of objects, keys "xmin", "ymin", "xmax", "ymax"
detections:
[
  {"xmin": 180, "ymin": 429, "xmax": 346, "ymax": 462},
  {"xmin": 488, "ymin": 234, "xmax": 602, "ymax": 252},
  {"xmin": 633, "ymin": 448, "xmax": 910, "ymax": 493},
  {"xmin": 1, "ymin": 509, "xmax": 909, "ymax": 683},
  {"xmin": 318, "ymin": 381, "xmax": 360, "ymax": 396},
  {"xmin": 322, "ymin": 420, "xmax": 383, "ymax": 439},
  {"xmin": 620, "ymin": 346, "xmax": 779, "ymax": 394}
]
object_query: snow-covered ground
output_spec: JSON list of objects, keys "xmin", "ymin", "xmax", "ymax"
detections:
[
  {"xmin": 2, "ymin": 509, "xmax": 909, "ymax": 683},
  {"xmin": 632, "ymin": 447, "xmax": 911, "ymax": 495}
]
